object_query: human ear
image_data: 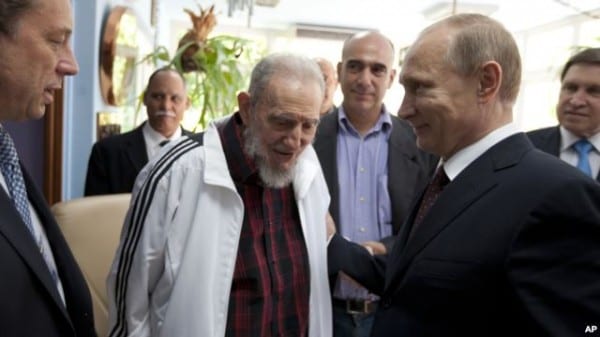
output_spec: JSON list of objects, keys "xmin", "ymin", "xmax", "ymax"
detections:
[
  {"xmin": 388, "ymin": 68, "xmax": 397, "ymax": 89},
  {"xmin": 142, "ymin": 90, "xmax": 149, "ymax": 107},
  {"xmin": 477, "ymin": 61, "xmax": 501, "ymax": 103},
  {"xmin": 237, "ymin": 92, "xmax": 252, "ymax": 125}
]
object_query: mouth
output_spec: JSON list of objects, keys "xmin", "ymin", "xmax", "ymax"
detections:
[
  {"xmin": 409, "ymin": 120, "xmax": 427, "ymax": 131},
  {"xmin": 412, "ymin": 123, "xmax": 431, "ymax": 138},
  {"xmin": 352, "ymin": 87, "xmax": 373, "ymax": 97},
  {"xmin": 43, "ymin": 88, "xmax": 56, "ymax": 104},
  {"xmin": 154, "ymin": 110, "xmax": 177, "ymax": 118},
  {"xmin": 565, "ymin": 110, "xmax": 588, "ymax": 117},
  {"xmin": 354, "ymin": 91, "xmax": 373, "ymax": 99},
  {"xmin": 272, "ymin": 148, "xmax": 296, "ymax": 164}
]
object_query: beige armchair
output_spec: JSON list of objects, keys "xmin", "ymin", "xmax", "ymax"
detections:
[{"xmin": 51, "ymin": 193, "xmax": 131, "ymax": 337}]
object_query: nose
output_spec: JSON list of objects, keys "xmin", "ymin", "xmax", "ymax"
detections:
[
  {"xmin": 284, "ymin": 124, "xmax": 304, "ymax": 149},
  {"xmin": 161, "ymin": 97, "xmax": 174, "ymax": 111},
  {"xmin": 356, "ymin": 68, "xmax": 372, "ymax": 86},
  {"xmin": 57, "ymin": 46, "xmax": 79, "ymax": 76},
  {"xmin": 569, "ymin": 89, "xmax": 587, "ymax": 107},
  {"xmin": 397, "ymin": 95, "xmax": 415, "ymax": 119}
]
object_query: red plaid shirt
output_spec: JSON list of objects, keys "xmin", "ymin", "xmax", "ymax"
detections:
[{"xmin": 218, "ymin": 114, "xmax": 310, "ymax": 337}]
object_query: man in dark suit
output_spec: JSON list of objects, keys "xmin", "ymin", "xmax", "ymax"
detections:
[
  {"xmin": 314, "ymin": 31, "xmax": 436, "ymax": 337},
  {"xmin": 0, "ymin": 0, "xmax": 96, "ymax": 335},
  {"xmin": 84, "ymin": 67, "xmax": 192, "ymax": 196},
  {"xmin": 528, "ymin": 48, "xmax": 600, "ymax": 182},
  {"xmin": 328, "ymin": 14, "xmax": 600, "ymax": 336}
]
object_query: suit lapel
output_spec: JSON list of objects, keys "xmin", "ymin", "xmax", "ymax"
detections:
[
  {"xmin": 314, "ymin": 111, "xmax": 341, "ymax": 225},
  {"xmin": 540, "ymin": 127, "xmax": 561, "ymax": 156},
  {"xmin": 123, "ymin": 124, "xmax": 149, "ymax": 172},
  {"xmin": 182, "ymin": 127, "xmax": 194, "ymax": 137},
  {"xmin": 387, "ymin": 118, "xmax": 433, "ymax": 232},
  {"xmin": 385, "ymin": 173, "xmax": 497, "ymax": 292},
  {"xmin": 0, "ymin": 166, "xmax": 69, "ymax": 318},
  {"xmin": 532, "ymin": 127, "xmax": 600, "ymax": 182},
  {"xmin": 384, "ymin": 133, "xmax": 531, "ymax": 293}
]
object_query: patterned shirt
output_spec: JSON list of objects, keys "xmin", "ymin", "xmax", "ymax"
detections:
[{"xmin": 218, "ymin": 114, "xmax": 310, "ymax": 337}]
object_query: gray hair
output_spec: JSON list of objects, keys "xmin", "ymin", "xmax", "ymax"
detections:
[
  {"xmin": 248, "ymin": 53, "xmax": 325, "ymax": 109},
  {"xmin": 0, "ymin": 0, "xmax": 37, "ymax": 36},
  {"xmin": 429, "ymin": 14, "xmax": 522, "ymax": 103}
]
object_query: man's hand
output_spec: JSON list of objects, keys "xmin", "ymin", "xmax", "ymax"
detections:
[
  {"xmin": 360, "ymin": 241, "xmax": 387, "ymax": 255},
  {"xmin": 326, "ymin": 212, "xmax": 336, "ymax": 241}
]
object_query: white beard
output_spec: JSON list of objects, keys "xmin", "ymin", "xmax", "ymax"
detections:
[{"xmin": 242, "ymin": 124, "xmax": 296, "ymax": 188}]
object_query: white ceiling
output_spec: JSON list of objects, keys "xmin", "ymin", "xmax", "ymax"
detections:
[{"xmin": 167, "ymin": 0, "xmax": 600, "ymax": 43}]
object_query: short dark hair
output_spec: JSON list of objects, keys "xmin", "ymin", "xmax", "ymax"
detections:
[
  {"xmin": 560, "ymin": 48, "xmax": 600, "ymax": 80},
  {"xmin": 0, "ymin": 0, "xmax": 37, "ymax": 36}
]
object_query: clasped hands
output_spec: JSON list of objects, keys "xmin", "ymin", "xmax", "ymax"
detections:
[{"xmin": 326, "ymin": 212, "xmax": 386, "ymax": 255}]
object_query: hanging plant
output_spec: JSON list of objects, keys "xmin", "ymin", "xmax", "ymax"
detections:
[{"xmin": 139, "ymin": 4, "xmax": 263, "ymax": 130}]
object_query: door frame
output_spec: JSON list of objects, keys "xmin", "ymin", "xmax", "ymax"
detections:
[{"xmin": 44, "ymin": 88, "xmax": 63, "ymax": 205}]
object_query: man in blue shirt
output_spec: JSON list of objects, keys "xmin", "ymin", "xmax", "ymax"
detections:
[{"xmin": 313, "ymin": 31, "xmax": 436, "ymax": 337}]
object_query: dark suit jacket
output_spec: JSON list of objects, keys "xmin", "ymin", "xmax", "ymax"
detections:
[
  {"xmin": 0, "ymin": 164, "xmax": 96, "ymax": 336},
  {"xmin": 314, "ymin": 109, "xmax": 437, "ymax": 248},
  {"xmin": 84, "ymin": 123, "xmax": 192, "ymax": 196},
  {"xmin": 329, "ymin": 133, "xmax": 600, "ymax": 336},
  {"xmin": 527, "ymin": 125, "xmax": 600, "ymax": 182}
]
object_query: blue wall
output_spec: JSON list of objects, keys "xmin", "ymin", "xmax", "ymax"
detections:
[{"xmin": 3, "ymin": 119, "xmax": 45, "ymax": 189}]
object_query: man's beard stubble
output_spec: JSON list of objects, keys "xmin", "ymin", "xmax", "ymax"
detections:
[{"xmin": 242, "ymin": 124, "xmax": 296, "ymax": 189}]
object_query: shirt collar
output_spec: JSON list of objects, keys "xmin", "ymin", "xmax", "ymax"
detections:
[
  {"xmin": 337, "ymin": 105, "xmax": 393, "ymax": 137},
  {"xmin": 142, "ymin": 121, "xmax": 183, "ymax": 148},
  {"xmin": 559, "ymin": 126, "xmax": 600, "ymax": 152},
  {"xmin": 443, "ymin": 123, "xmax": 520, "ymax": 181}
]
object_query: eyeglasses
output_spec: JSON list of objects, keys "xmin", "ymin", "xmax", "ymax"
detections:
[{"xmin": 267, "ymin": 112, "xmax": 320, "ymax": 134}]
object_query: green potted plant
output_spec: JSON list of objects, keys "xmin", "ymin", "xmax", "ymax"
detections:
[{"xmin": 139, "ymin": 5, "xmax": 263, "ymax": 130}]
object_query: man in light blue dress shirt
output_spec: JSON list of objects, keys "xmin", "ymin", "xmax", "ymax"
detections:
[{"xmin": 314, "ymin": 31, "xmax": 436, "ymax": 337}]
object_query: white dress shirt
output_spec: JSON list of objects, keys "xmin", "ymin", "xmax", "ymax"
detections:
[
  {"xmin": 142, "ymin": 122, "xmax": 183, "ymax": 159},
  {"xmin": 444, "ymin": 123, "xmax": 520, "ymax": 181}
]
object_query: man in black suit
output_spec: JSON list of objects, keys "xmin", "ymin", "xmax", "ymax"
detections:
[
  {"xmin": 0, "ymin": 0, "xmax": 96, "ymax": 335},
  {"xmin": 528, "ymin": 48, "xmax": 600, "ymax": 182},
  {"xmin": 328, "ymin": 14, "xmax": 600, "ymax": 336},
  {"xmin": 314, "ymin": 31, "xmax": 436, "ymax": 337},
  {"xmin": 84, "ymin": 67, "xmax": 192, "ymax": 195}
]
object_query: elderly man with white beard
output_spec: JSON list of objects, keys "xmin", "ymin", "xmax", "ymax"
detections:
[
  {"xmin": 107, "ymin": 53, "xmax": 333, "ymax": 337},
  {"xmin": 84, "ymin": 66, "xmax": 193, "ymax": 196}
]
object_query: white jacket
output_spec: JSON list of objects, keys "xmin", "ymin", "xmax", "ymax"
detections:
[{"xmin": 107, "ymin": 118, "xmax": 332, "ymax": 337}]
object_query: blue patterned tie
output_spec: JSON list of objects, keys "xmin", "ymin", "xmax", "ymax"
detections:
[
  {"xmin": 0, "ymin": 127, "xmax": 60, "ymax": 285},
  {"xmin": 573, "ymin": 139, "xmax": 593, "ymax": 177}
]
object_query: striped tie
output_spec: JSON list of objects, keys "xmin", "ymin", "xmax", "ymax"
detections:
[{"xmin": 0, "ymin": 127, "xmax": 61, "ymax": 287}]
